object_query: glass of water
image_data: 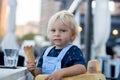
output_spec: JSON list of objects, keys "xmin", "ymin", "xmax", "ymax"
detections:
[{"xmin": 3, "ymin": 49, "xmax": 19, "ymax": 67}]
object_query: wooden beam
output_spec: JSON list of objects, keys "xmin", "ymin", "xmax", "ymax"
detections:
[{"xmin": 0, "ymin": 0, "xmax": 6, "ymax": 39}]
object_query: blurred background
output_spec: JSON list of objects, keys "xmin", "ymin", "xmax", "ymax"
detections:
[{"xmin": 0, "ymin": 0, "xmax": 120, "ymax": 79}]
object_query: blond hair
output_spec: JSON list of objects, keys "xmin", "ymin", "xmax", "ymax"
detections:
[{"xmin": 47, "ymin": 10, "xmax": 79, "ymax": 42}]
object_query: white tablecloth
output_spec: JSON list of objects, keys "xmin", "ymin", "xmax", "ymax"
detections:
[{"xmin": 0, "ymin": 67, "xmax": 32, "ymax": 80}]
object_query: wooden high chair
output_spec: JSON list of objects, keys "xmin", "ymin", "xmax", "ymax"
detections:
[{"xmin": 35, "ymin": 59, "xmax": 106, "ymax": 80}]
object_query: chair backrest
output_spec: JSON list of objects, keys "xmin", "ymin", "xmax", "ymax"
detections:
[{"xmin": 35, "ymin": 59, "xmax": 106, "ymax": 80}]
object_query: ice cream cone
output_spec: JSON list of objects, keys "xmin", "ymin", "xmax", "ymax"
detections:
[
  {"xmin": 24, "ymin": 46, "xmax": 37, "ymax": 76},
  {"xmin": 24, "ymin": 46, "xmax": 35, "ymax": 63}
]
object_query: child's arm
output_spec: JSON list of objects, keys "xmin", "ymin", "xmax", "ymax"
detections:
[{"xmin": 45, "ymin": 64, "xmax": 86, "ymax": 80}]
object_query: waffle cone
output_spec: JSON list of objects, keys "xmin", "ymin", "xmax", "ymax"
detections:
[{"xmin": 24, "ymin": 46, "xmax": 35, "ymax": 63}]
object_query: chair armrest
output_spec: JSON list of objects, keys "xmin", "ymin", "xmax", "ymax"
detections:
[{"xmin": 35, "ymin": 73, "xmax": 106, "ymax": 80}]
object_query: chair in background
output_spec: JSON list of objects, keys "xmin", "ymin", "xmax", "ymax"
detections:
[
  {"xmin": 117, "ymin": 72, "xmax": 120, "ymax": 80},
  {"xmin": 17, "ymin": 55, "xmax": 25, "ymax": 66},
  {"xmin": 0, "ymin": 51, "xmax": 4, "ymax": 65}
]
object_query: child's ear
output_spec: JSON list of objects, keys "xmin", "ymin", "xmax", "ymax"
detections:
[{"xmin": 70, "ymin": 34, "xmax": 75, "ymax": 42}]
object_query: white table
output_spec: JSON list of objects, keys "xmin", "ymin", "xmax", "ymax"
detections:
[{"xmin": 0, "ymin": 67, "xmax": 32, "ymax": 80}]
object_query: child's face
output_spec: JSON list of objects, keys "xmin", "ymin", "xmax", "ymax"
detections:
[{"xmin": 48, "ymin": 20, "xmax": 73, "ymax": 49}]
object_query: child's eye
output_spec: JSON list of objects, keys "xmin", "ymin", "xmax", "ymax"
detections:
[
  {"xmin": 50, "ymin": 29, "xmax": 55, "ymax": 32},
  {"xmin": 60, "ymin": 30, "xmax": 66, "ymax": 32}
]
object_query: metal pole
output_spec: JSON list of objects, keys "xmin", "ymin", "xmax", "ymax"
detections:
[{"xmin": 84, "ymin": 0, "xmax": 93, "ymax": 62}]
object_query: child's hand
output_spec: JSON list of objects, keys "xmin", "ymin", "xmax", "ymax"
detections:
[
  {"xmin": 26, "ymin": 61, "xmax": 36, "ymax": 72},
  {"xmin": 45, "ymin": 70, "xmax": 64, "ymax": 80}
]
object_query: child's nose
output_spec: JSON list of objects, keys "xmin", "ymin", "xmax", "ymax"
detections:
[{"xmin": 54, "ymin": 31, "xmax": 60, "ymax": 36}]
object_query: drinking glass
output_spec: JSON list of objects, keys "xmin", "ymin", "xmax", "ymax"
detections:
[{"xmin": 3, "ymin": 49, "xmax": 19, "ymax": 67}]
